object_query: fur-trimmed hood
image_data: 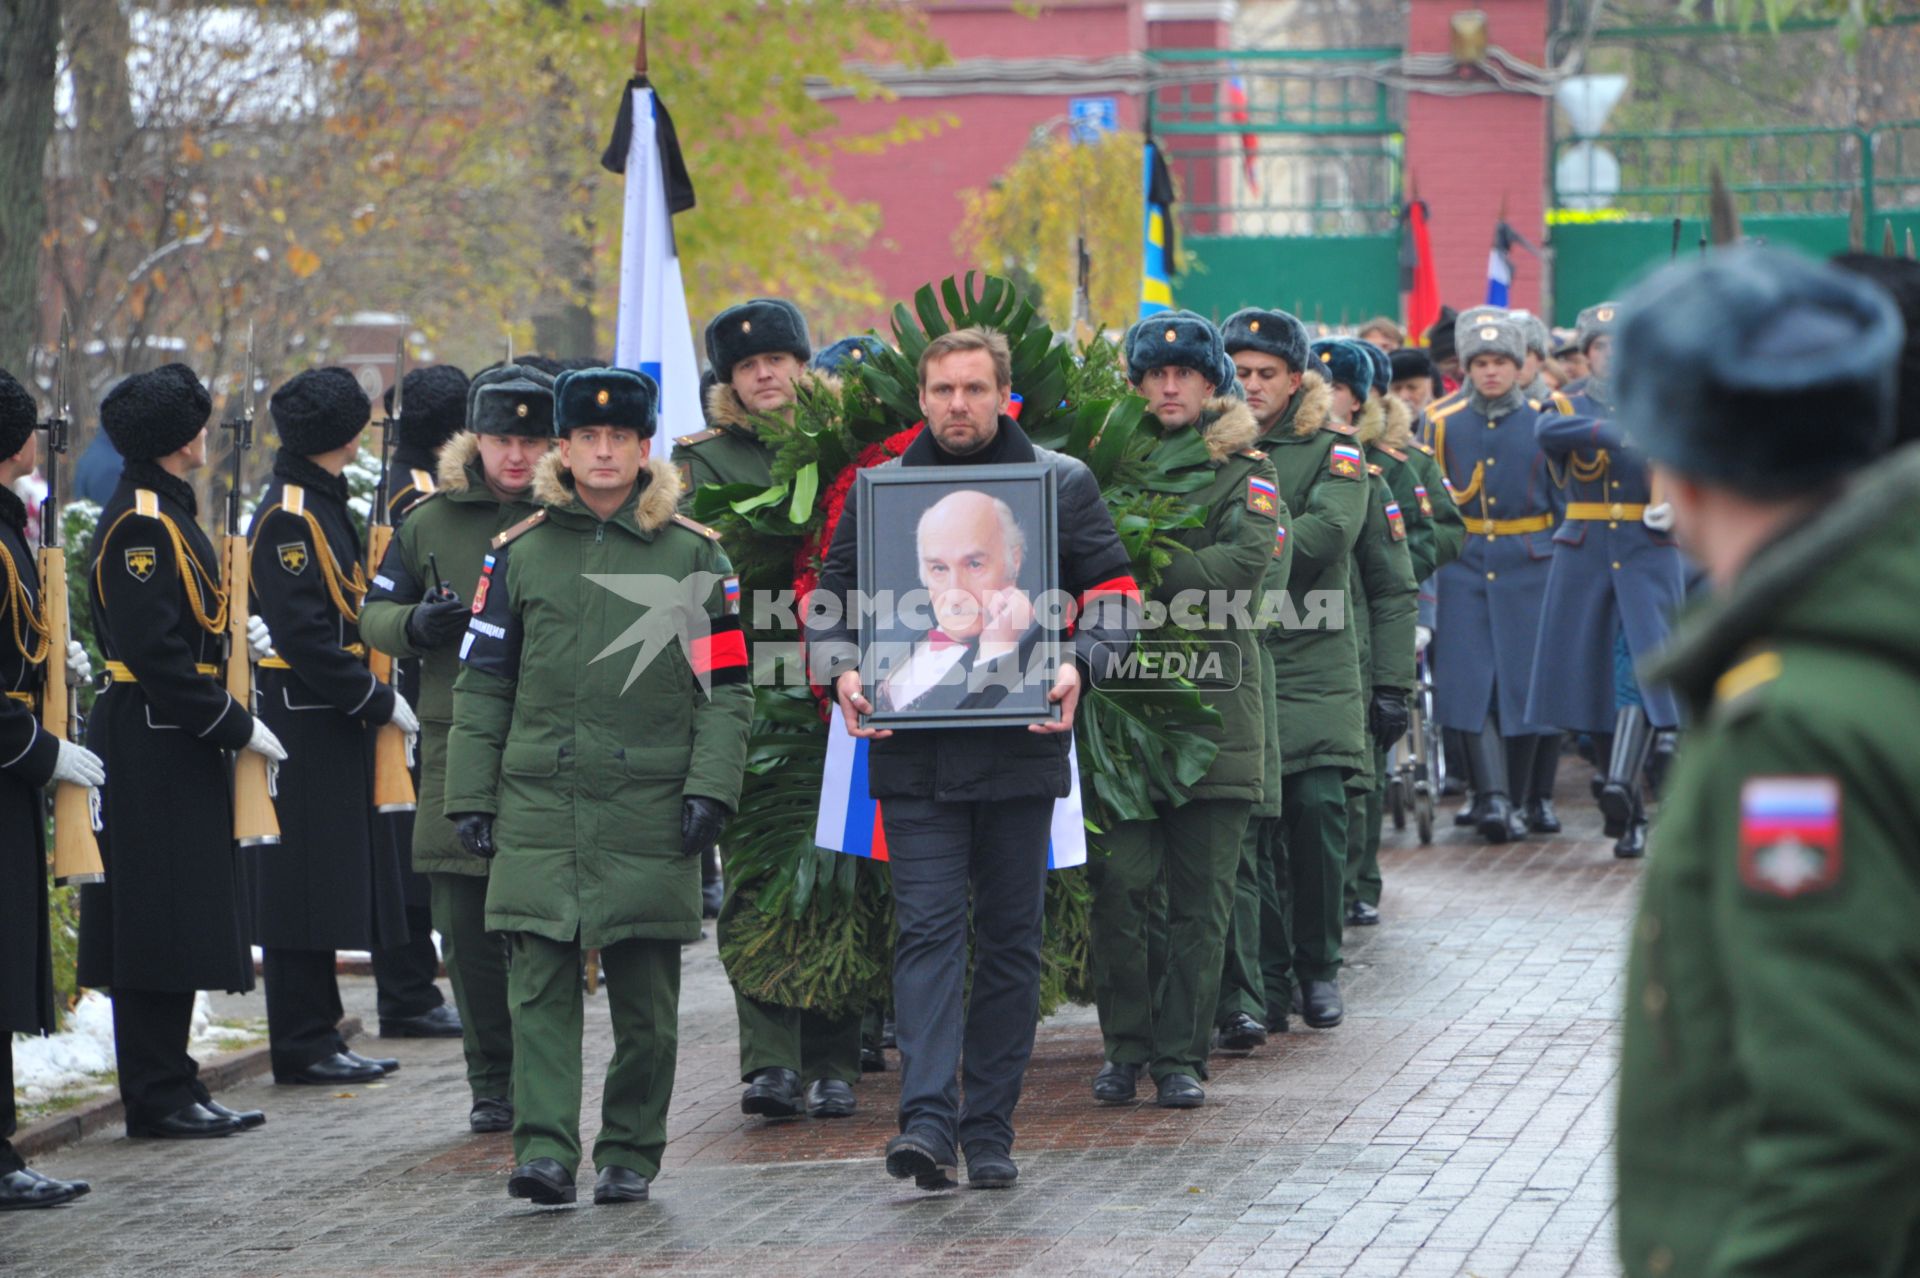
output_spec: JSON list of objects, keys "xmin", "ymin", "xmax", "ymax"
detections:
[
  {"xmin": 1197, "ymin": 396, "xmax": 1260, "ymax": 461},
  {"xmin": 434, "ymin": 430, "xmax": 481, "ymax": 494},
  {"xmin": 1266, "ymin": 369, "xmax": 1332, "ymax": 440},
  {"xmin": 531, "ymin": 448, "xmax": 683, "ymax": 534},
  {"xmin": 1353, "ymin": 394, "xmax": 1398, "ymax": 450},
  {"xmin": 703, "ymin": 371, "xmax": 842, "ymax": 435}
]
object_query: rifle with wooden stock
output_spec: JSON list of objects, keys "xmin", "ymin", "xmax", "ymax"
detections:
[
  {"xmin": 225, "ymin": 330, "xmax": 281, "ymax": 846},
  {"xmin": 368, "ymin": 338, "xmax": 417, "ymax": 813}
]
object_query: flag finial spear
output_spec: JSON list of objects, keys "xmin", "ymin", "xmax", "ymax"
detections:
[{"xmin": 634, "ymin": 13, "xmax": 648, "ymax": 77}]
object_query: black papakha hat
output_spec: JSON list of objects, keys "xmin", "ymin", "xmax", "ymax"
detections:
[
  {"xmin": 1616, "ymin": 245, "xmax": 1903, "ymax": 498},
  {"xmin": 99, "ymin": 363, "xmax": 213, "ymax": 462},
  {"xmin": 0, "ymin": 368, "xmax": 36, "ymax": 459},
  {"xmin": 270, "ymin": 367, "xmax": 370, "ymax": 456},
  {"xmin": 387, "ymin": 364, "xmax": 470, "ymax": 454}
]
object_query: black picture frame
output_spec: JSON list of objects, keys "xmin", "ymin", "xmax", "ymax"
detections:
[{"xmin": 853, "ymin": 462, "xmax": 1061, "ymax": 730}]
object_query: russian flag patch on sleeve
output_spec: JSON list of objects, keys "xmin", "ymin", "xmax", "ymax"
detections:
[
  {"xmin": 1246, "ymin": 474, "xmax": 1279, "ymax": 516},
  {"xmin": 1330, "ymin": 442, "xmax": 1364, "ymax": 479},
  {"xmin": 1738, "ymin": 776, "xmax": 1842, "ymax": 898}
]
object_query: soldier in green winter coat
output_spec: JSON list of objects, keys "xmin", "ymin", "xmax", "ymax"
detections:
[
  {"xmin": 679, "ymin": 298, "xmax": 866, "ymax": 1122},
  {"xmin": 1614, "ymin": 247, "xmax": 1920, "ymax": 1276},
  {"xmin": 1087, "ymin": 312, "xmax": 1284, "ymax": 1110},
  {"xmin": 362, "ymin": 363, "xmax": 555, "ymax": 1135},
  {"xmin": 1212, "ymin": 309, "xmax": 1370, "ymax": 1041},
  {"xmin": 445, "ymin": 368, "xmax": 752, "ymax": 1208}
]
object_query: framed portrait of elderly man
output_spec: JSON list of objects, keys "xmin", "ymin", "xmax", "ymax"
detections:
[{"xmin": 853, "ymin": 463, "xmax": 1061, "ymax": 729}]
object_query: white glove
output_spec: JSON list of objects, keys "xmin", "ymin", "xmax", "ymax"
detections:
[
  {"xmin": 66, "ymin": 640, "xmax": 92, "ymax": 685},
  {"xmin": 387, "ymin": 692, "xmax": 419, "ymax": 736},
  {"xmin": 51, "ymin": 738, "xmax": 106, "ymax": 787},
  {"xmin": 246, "ymin": 717, "xmax": 287, "ymax": 763},
  {"xmin": 1642, "ymin": 502, "xmax": 1675, "ymax": 532},
  {"xmin": 247, "ymin": 615, "xmax": 274, "ymax": 661},
  {"xmin": 1415, "ymin": 625, "xmax": 1433, "ymax": 655}
]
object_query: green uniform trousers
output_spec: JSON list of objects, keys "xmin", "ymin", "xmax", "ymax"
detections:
[
  {"xmin": 507, "ymin": 932, "xmax": 680, "ymax": 1179},
  {"xmin": 1089, "ymin": 798, "xmax": 1250, "ymax": 1080},
  {"xmin": 1343, "ymin": 748, "xmax": 1390, "ymax": 909},
  {"xmin": 716, "ymin": 891, "xmax": 863, "ymax": 1085},
  {"xmin": 1263, "ymin": 765, "xmax": 1350, "ymax": 997},
  {"xmin": 427, "ymin": 872, "xmax": 513, "ymax": 1100},
  {"xmin": 1215, "ymin": 814, "xmax": 1279, "ymax": 1026}
]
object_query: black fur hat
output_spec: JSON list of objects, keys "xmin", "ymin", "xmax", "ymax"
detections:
[
  {"xmin": 1831, "ymin": 253, "xmax": 1920, "ymax": 449},
  {"xmin": 1389, "ymin": 347, "xmax": 1433, "ymax": 385},
  {"xmin": 99, "ymin": 363, "xmax": 213, "ymax": 462},
  {"xmin": 386, "ymin": 364, "xmax": 469, "ymax": 453},
  {"xmin": 0, "ymin": 368, "xmax": 35, "ymax": 459},
  {"xmin": 1617, "ymin": 246, "xmax": 1903, "ymax": 497},
  {"xmin": 554, "ymin": 367, "xmax": 658, "ymax": 439},
  {"xmin": 271, "ymin": 367, "xmax": 371, "ymax": 457},
  {"xmin": 1221, "ymin": 308, "xmax": 1310, "ymax": 375},
  {"xmin": 1126, "ymin": 310, "xmax": 1228, "ymax": 389},
  {"xmin": 466, "ymin": 363, "xmax": 555, "ymax": 439},
  {"xmin": 706, "ymin": 299, "xmax": 811, "ymax": 383}
]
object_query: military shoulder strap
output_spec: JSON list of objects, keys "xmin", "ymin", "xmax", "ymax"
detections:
[
  {"xmin": 1713, "ymin": 649, "xmax": 1782, "ymax": 719},
  {"xmin": 135, "ymin": 488, "xmax": 160, "ymax": 518},
  {"xmin": 490, "ymin": 509, "xmax": 547, "ymax": 550},
  {"xmin": 1366, "ymin": 461, "xmax": 1384, "ymax": 477},
  {"xmin": 410, "ymin": 468, "xmax": 436, "ymax": 495},
  {"xmin": 1236, "ymin": 447, "xmax": 1268, "ymax": 461},
  {"xmin": 673, "ymin": 428, "xmax": 726, "ymax": 451},
  {"xmin": 283, "ymin": 484, "xmax": 306, "ymax": 516},
  {"xmin": 1381, "ymin": 445, "xmax": 1408, "ymax": 462},
  {"xmin": 1325, "ymin": 422, "xmax": 1359, "ymax": 436},
  {"xmin": 399, "ymin": 490, "xmax": 440, "ymax": 519},
  {"xmin": 672, "ymin": 513, "xmax": 723, "ymax": 541}
]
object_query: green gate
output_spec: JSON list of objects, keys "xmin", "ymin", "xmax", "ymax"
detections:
[
  {"xmin": 1549, "ymin": 122, "xmax": 1920, "ymax": 325},
  {"xmin": 1148, "ymin": 48, "xmax": 1404, "ymax": 324}
]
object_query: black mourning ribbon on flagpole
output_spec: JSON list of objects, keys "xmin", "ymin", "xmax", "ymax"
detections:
[{"xmin": 600, "ymin": 75, "xmax": 696, "ymax": 216}]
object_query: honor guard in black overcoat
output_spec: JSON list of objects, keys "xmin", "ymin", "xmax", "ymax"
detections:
[
  {"xmin": 248, "ymin": 368, "xmax": 415, "ymax": 1085},
  {"xmin": 79, "ymin": 364, "xmax": 285, "ymax": 1137},
  {"xmin": 0, "ymin": 368, "xmax": 96, "ymax": 1203}
]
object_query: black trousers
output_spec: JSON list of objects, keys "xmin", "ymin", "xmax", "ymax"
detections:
[
  {"xmin": 371, "ymin": 900, "xmax": 445, "ymax": 1022},
  {"xmin": 2, "ymin": 1036, "xmax": 22, "ymax": 1173},
  {"xmin": 883, "ymin": 794, "xmax": 1052, "ymax": 1156},
  {"xmin": 111, "ymin": 987, "xmax": 201, "ymax": 1123},
  {"xmin": 263, "ymin": 948, "xmax": 350, "ymax": 1078}
]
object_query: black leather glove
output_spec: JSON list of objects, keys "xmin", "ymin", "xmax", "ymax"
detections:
[
  {"xmin": 406, "ymin": 594, "xmax": 469, "ymax": 649},
  {"xmin": 451, "ymin": 812, "xmax": 495, "ymax": 859},
  {"xmin": 680, "ymin": 795, "xmax": 727, "ymax": 858},
  {"xmin": 1368, "ymin": 688, "xmax": 1411, "ymax": 745}
]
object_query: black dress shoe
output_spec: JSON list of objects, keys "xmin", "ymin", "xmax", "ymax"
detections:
[
  {"xmin": 964, "ymin": 1144, "xmax": 1018, "ymax": 1189},
  {"xmin": 1290, "ymin": 985, "xmax": 1305, "ymax": 1016},
  {"xmin": 1346, "ymin": 900, "xmax": 1381, "ymax": 927},
  {"xmin": 1091, "ymin": 1060, "xmax": 1139, "ymax": 1104},
  {"xmin": 1478, "ymin": 794, "xmax": 1518, "ymax": 843},
  {"xmin": 279, "ymin": 1052, "xmax": 386, "ymax": 1085},
  {"xmin": 344, "ymin": 1049, "xmax": 400, "ymax": 1075},
  {"xmin": 740, "ymin": 1066, "xmax": 801, "ymax": 1118},
  {"xmin": 380, "ymin": 1004, "xmax": 463, "ymax": 1039},
  {"xmin": 1525, "ymin": 798, "xmax": 1562, "ymax": 834},
  {"xmin": 805, "ymin": 1078, "xmax": 856, "ymax": 1118},
  {"xmin": 1301, "ymin": 979, "xmax": 1345, "ymax": 1029},
  {"xmin": 127, "ymin": 1102, "xmax": 241, "ymax": 1139},
  {"xmin": 507, "ymin": 1157, "xmax": 576, "ymax": 1205},
  {"xmin": 203, "ymin": 1099, "xmax": 266, "ymax": 1129},
  {"xmin": 1263, "ymin": 1006, "xmax": 1291, "ymax": 1035},
  {"xmin": 1614, "ymin": 820, "xmax": 1648, "ymax": 860},
  {"xmin": 470, "ymin": 1096, "xmax": 513, "ymax": 1133},
  {"xmin": 1452, "ymin": 793, "xmax": 1484, "ymax": 827},
  {"xmin": 593, "ymin": 1164, "xmax": 649, "ymax": 1205},
  {"xmin": 1213, "ymin": 1012, "xmax": 1267, "ymax": 1052},
  {"xmin": 860, "ymin": 1045, "xmax": 887, "ymax": 1073},
  {"xmin": 884, "ymin": 1131, "xmax": 957, "ymax": 1190},
  {"xmin": 880, "ymin": 1017, "xmax": 897, "ymax": 1050},
  {"xmin": 0, "ymin": 1166, "xmax": 90, "ymax": 1210},
  {"xmin": 1154, "ymin": 1073, "xmax": 1205, "ymax": 1109}
]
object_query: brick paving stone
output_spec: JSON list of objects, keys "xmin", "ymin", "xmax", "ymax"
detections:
[{"xmin": 2, "ymin": 764, "xmax": 1637, "ymax": 1277}]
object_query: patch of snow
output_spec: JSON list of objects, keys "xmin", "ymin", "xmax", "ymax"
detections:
[{"xmin": 12, "ymin": 991, "xmax": 265, "ymax": 1107}]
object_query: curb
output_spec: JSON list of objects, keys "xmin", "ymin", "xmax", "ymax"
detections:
[{"xmin": 13, "ymin": 1016, "xmax": 364, "ymax": 1162}]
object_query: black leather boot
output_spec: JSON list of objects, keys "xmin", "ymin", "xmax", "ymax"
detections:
[
  {"xmin": 1599, "ymin": 708, "xmax": 1653, "ymax": 838},
  {"xmin": 1502, "ymin": 734, "xmax": 1537, "ymax": 841},
  {"xmin": 1645, "ymin": 729, "xmax": 1678, "ymax": 798},
  {"xmin": 1464, "ymin": 722, "xmax": 1517, "ymax": 843},
  {"xmin": 1447, "ymin": 728, "xmax": 1483, "ymax": 826},
  {"xmin": 1525, "ymin": 733, "xmax": 1563, "ymax": 834}
]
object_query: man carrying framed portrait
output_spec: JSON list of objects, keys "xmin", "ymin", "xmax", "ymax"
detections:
[{"xmin": 805, "ymin": 328, "xmax": 1139, "ymax": 1192}]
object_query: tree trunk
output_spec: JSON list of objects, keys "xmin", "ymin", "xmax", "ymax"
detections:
[{"xmin": 0, "ymin": 0, "xmax": 61, "ymax": 377}]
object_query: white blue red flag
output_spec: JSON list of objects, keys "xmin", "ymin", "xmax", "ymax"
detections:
[
  {"xmin": 1485, "ymin": 221, "xmax": 1515, "ymax": 307},
  {"xmin": 603, "ymin": 76, "xmax": 704, "ymax": 450},
  {"xmin": 815, "ymin": 713, "xmax": 1087, "ymax": 869}
]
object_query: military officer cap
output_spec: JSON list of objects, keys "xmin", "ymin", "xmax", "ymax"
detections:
[
  {"xmin": 1425, "ymin": 305, "xmax": 1459, "ymax": 364},
  {"xmin": 554, "ymin": 367, "xmax": 659, "ymax": 438},
  {"xmin": 270, "ymin": 367, "xmax": 370, "ymax": 457},
  {"xmin": 1126, "ymin": 310, "xmax": 1228, "ymax": 390},
  {"xmin": 1357, "ymin": 338, "xmax": 1392, "ymax": 397},
  {"xmin": 812, "ymin": 335, "xmax": 887, "ymax": 374},
  {"xmin": 1310, "ymin": 338, "xmax": 1375, "ymax": 402},
  {"xmin": 466, "ymin": 362, "xmax": 555, "ymax": 439},
  {"xmin": 1575, "ymin": 302, "xmax": 1620, "ymax": 354},
  {"xmin": 387, "ymin": 363, "xmax": 470, "ymax": 453},
  {"xmin": 1616, "ymin": 245, "xmax": 1903, "ymax": 498},
  {"xmin": 706, "ymin": 298, "xmax": 812, "ymax": 384},
  {"xmin": 1389, "ymin": 346, "xmax": 1434, "ymax": 386},
  {"xmin": 98, "ymin": 363, "xmax": 213, "ymax": 462},
  {"xmin": 1456, "ymin": 311, "xmax": 1527, "ymax": 367},
  {"xmin": 0, "ymin": 368, "xmax": 37, "ymax": 459},
  {"xmin": 1221, "ymin": 307, "xmax": 1310, "ymax": 375}
]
